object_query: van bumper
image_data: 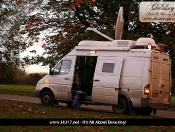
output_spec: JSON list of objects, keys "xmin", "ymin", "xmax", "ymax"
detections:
[
  {"xmin": 141, "ymin": 98, "xmax": 170, "ymax": 109},
  {"xmin": 148, "ymin": 103, "xmax": 170, "ymax": 110},
  {"xmin": 35, "ymin": 90, "xmax": 41, "ymax": 98}
]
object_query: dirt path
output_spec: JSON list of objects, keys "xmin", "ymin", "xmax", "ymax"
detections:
[{"xmin": 0, "ymin": 94, "xmax": 174, "ymax": 118}]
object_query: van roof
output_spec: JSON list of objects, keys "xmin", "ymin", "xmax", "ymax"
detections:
[
  {"xmin": 75, "ymin": 40, "xmax": 135, "ymax": 51},
  {"xmin": 66, "ymin": 39, "xmax": 169, "ymax": 58}
]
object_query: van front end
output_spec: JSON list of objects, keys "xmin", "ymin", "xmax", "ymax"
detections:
[
  {"xmin": 35, "ymin": 75, "xmax": 51, "ymax": 98},
  {"xmin": 35, "ymin": 75, "xmax": 59, "ymax": 106}
]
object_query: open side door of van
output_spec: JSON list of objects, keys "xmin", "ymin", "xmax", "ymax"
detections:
[{"xmin": 92, "ymin": 57, "xmax": 123, "ymax": 105}]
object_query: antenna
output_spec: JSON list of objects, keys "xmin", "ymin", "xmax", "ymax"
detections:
[
  {"xmin": 86, "ymin": 28, "xmax": 114, "ymax": 41},
  {"xmin": 115, "ymin": 7, "xmax": 124, "ymax": 40}
]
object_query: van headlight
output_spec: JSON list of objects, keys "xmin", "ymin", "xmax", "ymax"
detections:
[{"xmin": 44, "ymin": 79, "xmax": 49, "ymax": 84}]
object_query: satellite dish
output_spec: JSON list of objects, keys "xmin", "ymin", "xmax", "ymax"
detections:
[{"xmin": 115, "ymin": 7, "xmax": 124, "ymax": 40}]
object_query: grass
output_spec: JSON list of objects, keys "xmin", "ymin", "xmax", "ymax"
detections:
[
  {"xmin": 171, "ymin": 96, "xmax": 175, "ymax": 110},
  {"xmin": 0, "ymin": 100, "xmax": 175, "ymax": 132},
  {"xmin": 0, "ymin": 85, "xmax": 175, "ymax": 131},
  {"xmin": 0, "ymin": 84, "xmax": 35, "ymax": 96}
]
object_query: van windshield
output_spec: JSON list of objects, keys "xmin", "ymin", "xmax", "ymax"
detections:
[{"xmin": 52, "ymin": 60, "xmax": 72, "ymax": 75}]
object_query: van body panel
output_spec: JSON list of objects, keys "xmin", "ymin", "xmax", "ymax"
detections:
[
  {"xmin": 141, "ymin": 57, "xmax": 151, "ymax": 98},
  {"xmin": 49, "ymin": 56, "xmax": 76, "ymax": 101},
  {"xmin": 120, "ymin": 77, "xmax": 142, "ymax": 89},
  {"xmin": 120, "ymin": 90, "xmax": 141, "ymax": 107},
  {"xmin": 92, "ymin": 57, "xmax": 123, "ymax": 104},
  {"xmin": 119, "ymin": 57, "xmax": 146, "ymax": 107}
]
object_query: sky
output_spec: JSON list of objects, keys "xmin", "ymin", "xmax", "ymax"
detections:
[{"xmin": 20, "ymin": 36, "xmax": 49, "ymax": 74}]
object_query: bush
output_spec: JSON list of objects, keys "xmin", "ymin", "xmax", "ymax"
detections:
[
  {"xmin": 172, "ymin": 79, "xmax": 175, "ymax": 95},
  {"xmin": 0, "ymin": 62, "xmax": 47, "ymax": 85},
  {"xmin": 0, "ymin": 63, "xmax": 16, "ymax": 84},
  {"xmin": 27, "ymin": 73, "xmax": 46, "ymax": 85}
]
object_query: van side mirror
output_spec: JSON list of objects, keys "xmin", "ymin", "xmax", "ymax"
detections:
[{"xmin": 49, "ymin": 64, "xmax": 53, "ymax": 75}]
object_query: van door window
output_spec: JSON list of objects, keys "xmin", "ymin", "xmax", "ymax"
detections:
[
  {"xmin": 53, "ymin": 60, "xmax": 72, "ymax": 75},
  {"xmin": 97, "ymin": 60, "xmax": 121, "ymax": 76},
  {"xmin": 102, "ymin": 63, "xmax": 115, "ymax": 73}
]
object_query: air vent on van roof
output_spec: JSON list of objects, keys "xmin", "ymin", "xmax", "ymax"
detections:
[
  {"xmin": 109, "ymin": 40, "xmax": 134, "ymax": 49},
  {"xmin": 117, "ymin": 41, "xmax": 129, "ymax": 47}
]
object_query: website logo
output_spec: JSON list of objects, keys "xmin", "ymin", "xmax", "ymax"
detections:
[{"xmin": 139, "ymin": 2, "xmax": 175, "ymax": 22}]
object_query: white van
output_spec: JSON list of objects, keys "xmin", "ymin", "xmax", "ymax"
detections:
[{"xmin": 35, "ymin": 7, "xmax": 171, "ymax": 115}]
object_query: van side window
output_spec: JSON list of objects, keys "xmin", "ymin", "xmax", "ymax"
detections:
[
  {"xmin": 53, "ymin": 60, "xmax": 72, "ymax": 75},
  {"xmin": 102, "ymin": 63, "xmax": 115, "ymax": 73}
]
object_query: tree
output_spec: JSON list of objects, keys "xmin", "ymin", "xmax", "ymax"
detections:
[
  {"xmin": 0, "ymin": 62, "xmax": 16, "ymax": 84},
  {"xmin": 0, "ymin": 0, "xmax": 36, "ymax": 67},
  {"xmin": 1, "ymin": 0, "xmax": 175, "ymax": 76},
  {"xmin": 20, "ymin": 0, "xmax": 134, "ymax": 64},
  {"xmin": 0, "ymin": 0, "xmax": 44, "ymax": 66}
]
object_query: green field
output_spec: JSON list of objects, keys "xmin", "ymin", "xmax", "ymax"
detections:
[
  {"xmin": 0, "ymin": 100, "xmax": 175, "ymax": 132},
  {"xmin": 171, "ymin": 96, "xmax": 175, "ymax": 110},
  {"xmin": 0, "ymin": 85, "xmax": 35, "ymax": 96}
]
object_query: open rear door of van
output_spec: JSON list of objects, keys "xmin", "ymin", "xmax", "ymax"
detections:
[
  {"xmin": 92, "ymin": 57, "xmax": 123, "ymax": 105},
  {"xmin": 150, "ymin": 52, "xmax": 171, "ymax": 109}
]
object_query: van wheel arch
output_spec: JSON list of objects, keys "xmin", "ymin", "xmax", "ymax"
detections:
[
  {"xmin": 40, "ymin": 87, "xmax": 54, "ymax": 98},
  {"xmin": 118, "ymin": 93, "xmax": 134, "ymax": 113},
  {"xmin": 112, "ymin": 97, "xmax": 128, "ymax": 114},
  {"xmin": 40, "ymin": 88, "xmax": 56, "ymax": 106}
]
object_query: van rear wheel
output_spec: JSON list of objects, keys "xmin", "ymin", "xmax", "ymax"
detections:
[
  {"xmin": 112, "ymin": 98, "xmax": 128, "ymax": 114},
  {"xmin": 41, "ymin": 91, "xmax": 54, "ymax": 106}
]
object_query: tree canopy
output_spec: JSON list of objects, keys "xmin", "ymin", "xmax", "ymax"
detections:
[{"xmin": 0, "ymin": 0, "xmax": 175, "ymax": 75}]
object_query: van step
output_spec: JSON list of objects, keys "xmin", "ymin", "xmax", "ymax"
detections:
[{"xmin": 82, "ymin": 96, "xmax": 92, "ymax": 101}]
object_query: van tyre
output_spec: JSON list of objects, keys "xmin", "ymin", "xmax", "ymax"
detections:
[
  {"xmin": 112, "ymin": 98, "xmax": 128, "ymax": 114},
  {"xmin": 41, "ymin": 91, "xmax": 55, "ymax": 106}
]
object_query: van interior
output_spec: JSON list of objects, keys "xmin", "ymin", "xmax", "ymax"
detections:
[{"xmin": 72, "ymin": 56, "xmax": 98, "ymax": 100}]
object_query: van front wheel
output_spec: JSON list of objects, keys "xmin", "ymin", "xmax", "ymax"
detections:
[
  {"xmin": 112, "ymin": 98, "xmax": 128, "ymax": 114},
  {"xmin": 41, "ymin": 91, "xmax": 54, "ymax": 106}
]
